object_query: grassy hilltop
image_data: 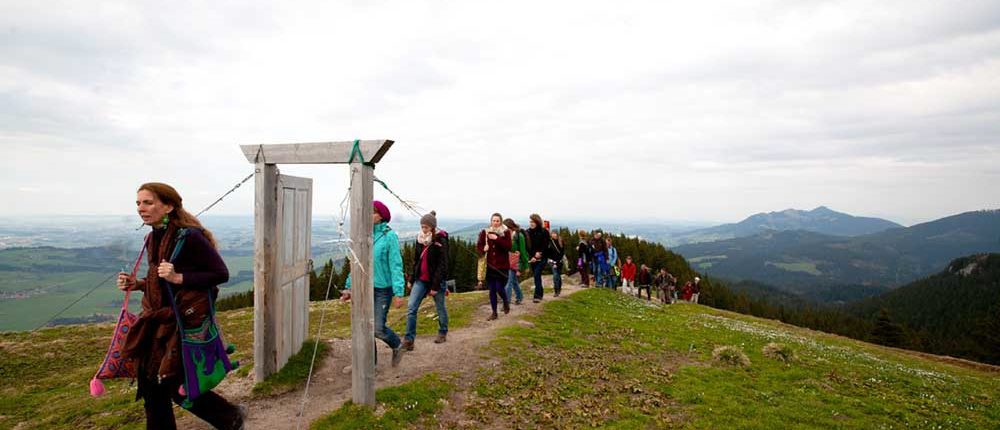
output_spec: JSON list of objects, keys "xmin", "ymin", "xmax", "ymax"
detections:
[{"xmin": 2, "ymin": 288, "xmax": 998, "ymax": 429}]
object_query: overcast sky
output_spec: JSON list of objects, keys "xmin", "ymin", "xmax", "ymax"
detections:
[{"xmin": 2, "ymin": 1, "xmax": 998, "ymax": 226}]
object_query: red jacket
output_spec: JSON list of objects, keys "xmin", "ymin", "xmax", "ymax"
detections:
[
  {"xmin": 622, "ymin": 261, "xmax": 637, "ymax": 280},
  {"xmin": 477, "ymin": 229, "xmax": 512, "ymax": 272}
]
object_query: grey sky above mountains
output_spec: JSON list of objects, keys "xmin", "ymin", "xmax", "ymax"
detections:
[{"xmin": 2, "ymin": 1, "xmax": 998, "ymax": 226}]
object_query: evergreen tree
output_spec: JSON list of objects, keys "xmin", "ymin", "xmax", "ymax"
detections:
[
  {"xmin": 976, "ymin": 299, "xmax": 1000, "ymax": 363},
  {"xmin": 871, "ymin": 308, "xmax": 904, "ymax": 347}
]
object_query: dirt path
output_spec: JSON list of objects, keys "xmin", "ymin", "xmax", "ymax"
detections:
[{"xmin": 181, "ymin": 277, "xmax": 583, "ymax": 429}]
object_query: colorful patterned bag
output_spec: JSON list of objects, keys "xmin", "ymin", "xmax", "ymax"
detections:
[
  {"xmin": 163, "ymin": 228, "xmax": 238, "ymax": 409},
  {"xmin": 89, "ymin": 234, "xmax": 149, "ymax": 397}
]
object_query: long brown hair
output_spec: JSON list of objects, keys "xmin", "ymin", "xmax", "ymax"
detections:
[
  {"xmin": 529, "ymin": 213, "xmax": 543, "ymax": 228},
  {"xmin": 503, "ymin": 218, "xmax": 520, "ymax": 231},
  {"xmin": 138, "ymin": 182, "xmax": 218, "ymax": 249}
]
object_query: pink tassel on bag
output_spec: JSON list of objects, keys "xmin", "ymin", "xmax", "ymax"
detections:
[{"xmin": 90, "ymin": 378, "xmax": 106, "ymax": 397}]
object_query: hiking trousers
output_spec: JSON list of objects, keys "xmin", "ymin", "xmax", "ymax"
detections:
[{"xmin": 139, "ymin": 376, "xmax": 242, "ymax": 430}]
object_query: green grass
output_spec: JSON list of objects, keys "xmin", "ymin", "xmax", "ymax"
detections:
[
  {"xmin": 766, "ymin": 261, "xmax": 823, "ymax": 276},
  {"xmin": 252, "ymin": 339, "xmax": 331, "ymax": 397},
  {"xmin": 0, "ymin": 289, "xmax": 487, "ymax": 429},
  {"xmin": 311, "ymin": 373, "xmax": 455, "ymax": 430},
  {"xmin": 466, "ymin": 288, "xmax": 1000, "ymax": 429},
  {"xmin": 686, "ymin": 255, "xmax": 728, "ymax": 264}
]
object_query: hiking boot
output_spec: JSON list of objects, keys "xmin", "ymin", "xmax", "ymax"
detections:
[
  {"xmin": 434, "ymin": 333, "xmax": 447, "ymax": 344},
  {"xmin": 391, "ymin": 346, "xmax": 404, "ymax": 368},
  {"xmin": 487, "ymin": 313, "xmax": 498, "ymax": 321},
  {"xmin": 402, "ymin": 339, "xmax": 414, "ymax": 351},
  {"xmin": 503, "ymin": 301, "xmax": 510, "ymax": 314},
  {"xmin": 532, "ymin": 298, "xmax": 540, "ymax": 303},
  {"xmin": 234, "ymin": 403, "xmax": 249, "ymax": 430},
  {"xmin": 515, "ymin": 299, "xmax": 522, "ymax": 305}
]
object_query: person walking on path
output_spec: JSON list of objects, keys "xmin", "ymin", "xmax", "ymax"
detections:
[
  {"xmin": 575, "ymin": 230, "xmax": 592, "ymax": 287},
  {"xmin": 119, "ymin": 182, "xmax": 246, "ymax": 430},
  {"xmin": 655, "ymin": 268, "xmax": 676, "ymax": 304},
  {"xmin": 691, "ymin": 276, "xmax": 702, "ymax": 304},
  {"xmin": 547, "ymin": 230, "xmax": 566, "ymax": 297},
  {"xmin": 681, "ymin": 281, "xmax": 693, "ymax": 302},
  {"xmin": 477, "ymin": 213, "xmax": 513, "ymax": 320},
  {"xmin": 503, "ymin": 218, "xmax": 529, "ymax": 305},
  {"xmin": 605, "ymin": 238, "xmax": 619, "ymax": 289},
  {"xmin": 636, "ymin": 264, "xmax": 653, "ymax": 300},
  {"xmin": 620, "ymin": 256, "xmax": 637, "ymax": 295},
  {"xmin": 343, "ymin": 200, "xmax": 407, "ymax": 367},
  {"xmin": 526, "ymin": 214, "xmax": 551, "ymax": 303},
  {"xmin": 402, "ymin": 211, "xmax": 450, "ymax": 351},
  {"xmin": 590, "ymin": 231, "xmax": 608, "ymax": 288}
]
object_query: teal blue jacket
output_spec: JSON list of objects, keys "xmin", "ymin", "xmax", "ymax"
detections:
[{"xmin": 345, "ymin": 222, "xmax": 405, "ymax": 297}]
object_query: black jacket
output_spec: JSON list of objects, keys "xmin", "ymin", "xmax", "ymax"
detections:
[
  {"xmin": 526, "ymin": 226, "xmax": 550, "ymax": 260},
  {"xmin": 576, "ymin": 242, "xmax": 592, "ymax": 264},
  {"xmin": 411, "ymin": 231, "xmax": 449, "ymax": 291},
  {"xmin": 547, "ymin": 237, "xmax": 565, "ymax": 262}
]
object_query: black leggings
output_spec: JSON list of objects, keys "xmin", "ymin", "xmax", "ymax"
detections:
[{"xmin": 140, "ymin": 376, "xmax": 242, "ymax": 430}]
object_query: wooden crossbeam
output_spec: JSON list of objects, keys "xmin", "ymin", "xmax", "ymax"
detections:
[{"xmin": 240, "ymin": 140, "xmax": 393, "ymax": 164}]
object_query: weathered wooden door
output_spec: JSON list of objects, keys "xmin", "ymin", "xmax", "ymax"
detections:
[{"xmin": 274, "ymin": 174, "xmax": 312, "ymax": 370}]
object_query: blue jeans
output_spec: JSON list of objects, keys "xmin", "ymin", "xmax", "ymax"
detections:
[
  {"xmin": 552, "ymin": 262, "xmax": 562, "ymax": 295},
  {"xmin": 593, "ymin": 252, "xmax": 607, "ymax": 287},
  {"xmin": 374, "ymin": 287, "xmax": 401, "ymax": 350},
  {"xmin": 505, "ymin": 269, "xmax": 523, "ymax": 303},
  {"xmin": 404, "ymin": 280, "xmax": 449, "ymax": 341},
  {"xmin": 531, "ymin": 260, "xmax": 547, "ymax": 300}
]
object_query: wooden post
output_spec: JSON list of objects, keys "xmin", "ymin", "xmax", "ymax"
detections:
[
  {"xmin": 349, "ymin": 162, "xmax": 376, "ymax": 406},
  {"xmin": 253, "ymin": 162, "xmax": 278, "ymax": 382}
]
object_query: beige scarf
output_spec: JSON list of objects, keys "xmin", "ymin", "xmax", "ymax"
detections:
[
  {"xmin": 417, "ymin": 230, "xmax": 434, "ymax": 246},
  {"xmin": 482, "ymin": 224, "xmax": 508, "ymax": 251}
]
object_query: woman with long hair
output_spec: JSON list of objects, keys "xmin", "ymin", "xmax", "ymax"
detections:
[
  {"xmin": 547, "ymin": 230, "xmax": 565, "ymax": 297},
  {"xmin": 503, "ymin": 218, "xmax": 528, "ymax": 305},
  {"xmin": 477, "ymin": 213, "xmax": 512, "ymax": 320},
  {"xmin": 118, "ymin": 182, "xmax": 245, "ymax": 430},
  {"xmin": 525, "ymin": 214, "xmax": 550, "ymax": 303},
  {"xmin": 576, "ymin": 230, "xmax": 592, "ymax": 287}
]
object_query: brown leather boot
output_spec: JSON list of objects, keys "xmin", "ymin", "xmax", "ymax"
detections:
[
  {"xmin": 434, "ymin": 333, "xmax": 447, "ymax": 344},
  {"xmin": 402, "ymin": 339, "xmax": 414, "ymax": 351},
  {"xmin": 488, "ymin": 313, "xmax": 498, "ymax": 321}
]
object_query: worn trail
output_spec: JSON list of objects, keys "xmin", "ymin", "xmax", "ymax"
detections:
[{"xmin": 181, "ymin": 278, "xmax": 583, "ymax": 429}]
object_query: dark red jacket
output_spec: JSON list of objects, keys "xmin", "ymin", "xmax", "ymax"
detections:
[
  {"xmin": 477, "ymin": 229, "xmax": 512, "ymax": 272},
  {"xmin": 637, "ymin": 267, "xmax": 653, "ymax": 285}
]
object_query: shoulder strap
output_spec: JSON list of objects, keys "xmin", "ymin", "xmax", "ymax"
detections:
[
  {"xmin": 164, "ymin": 228, "xmax": 191, "ymax": 329},
  {"xmin": 123, "ymin": 233, "xmax": 152, "ymax": 310}
]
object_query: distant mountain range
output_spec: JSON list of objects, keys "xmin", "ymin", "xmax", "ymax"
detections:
[
  {"xmin": 676, "ymin": 209, "xmax": 1000, "ymax": 291},
  {"xmin": 667, "ymin": 206, "xmax": 902, "ymax": 246}
]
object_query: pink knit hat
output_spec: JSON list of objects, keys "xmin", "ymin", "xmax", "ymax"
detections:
[{"xmin": 373, "ymin": 200, "xmax": 391, "ymax": 223}]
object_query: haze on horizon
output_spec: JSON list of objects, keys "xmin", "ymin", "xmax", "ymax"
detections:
[{"xmin": 2, "ymin": 1, "xmax": 999, "ymax": 226}]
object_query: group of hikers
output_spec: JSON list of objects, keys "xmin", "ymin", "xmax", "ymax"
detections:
[
  {"xmin": 114, "ymin": 183, "xmax": 703, "ymax": 430},
  {"xmin": 569, "ymin": 229, "xmax": 702, "ymax": 304}
]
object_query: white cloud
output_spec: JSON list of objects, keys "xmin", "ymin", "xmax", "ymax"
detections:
[{"xmin": 1, "ymin": 0, "xmax": 998, "ymax": 225}]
